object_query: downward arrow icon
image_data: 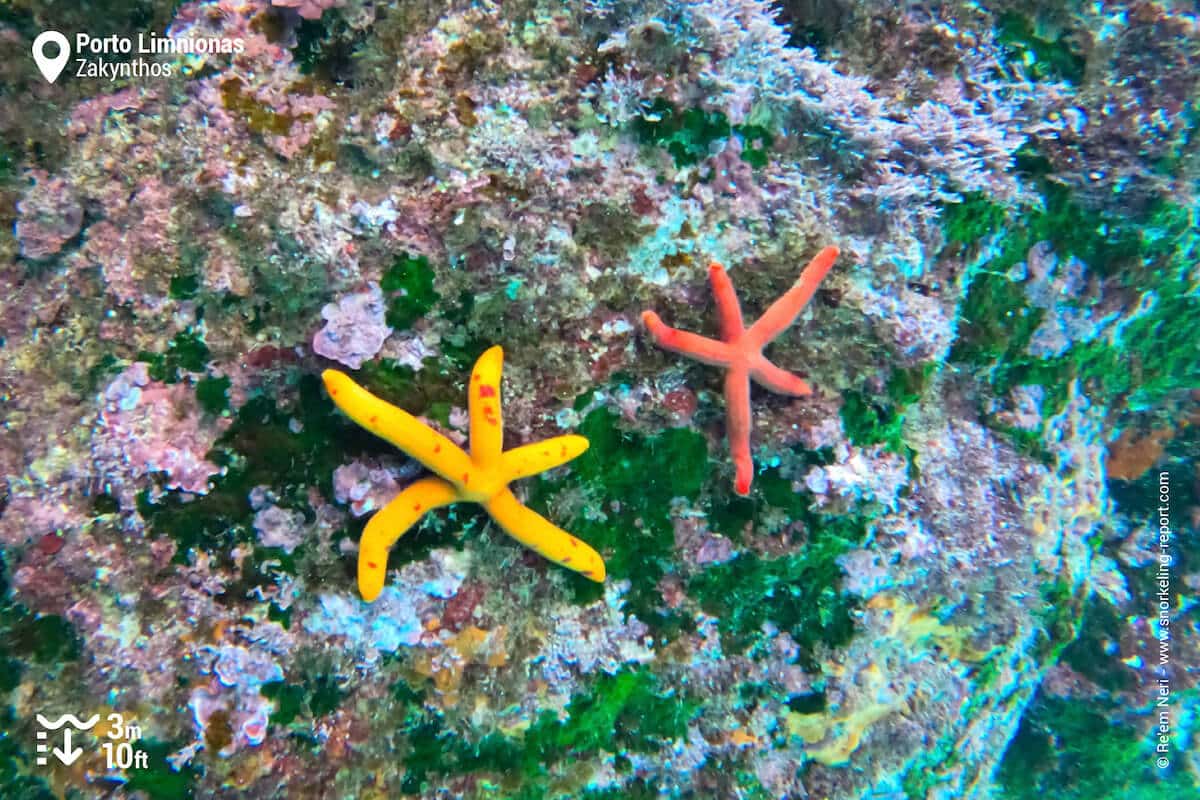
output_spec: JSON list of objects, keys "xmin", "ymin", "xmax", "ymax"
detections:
[{"xmin": 53, "ymin": 729, "xmax": 83, "ymax": 766}]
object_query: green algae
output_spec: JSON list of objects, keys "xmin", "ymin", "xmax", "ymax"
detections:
[
  {"xmin": 168, "ymin": 272, "xmax": 200, "ymax": 300},
  {"xmin": 632, "ymin": 99, "xmax": 775, "ymax": 169},
  {"xmin": 261, "ymin": 674, "xmax": 344, "ymax": 728},
  {"xmin": 0, "ymin": 560, "xmax": 79, "ymax": 799},
  {"xmin": 0, "ymin": 141, "xmax": 13, "ymax": 182},
  {"xmin": 1059, "ymin": 594, "xmax": 1136, "ymax": 694},
  {"xmin": 397, "ymin": 666, "xmax": 695, "ymax": 796},
  {"xmin": 943, "ymin": 192, "xmax": 1009, "ymax": 247},
  {"xmin": 786, "ymin": 691, "xmax": 827, "ymax": 714},
  {"xmin": 267, "ymin": 600, "xmax": 293, "ymax": 629},
  {"xmin": 381, "ymin": 253, "xmax": 440, "ymax": 331},
  {"xmin": 998, "ymin": 694, "xmax": 1193, "ymax": 800},
  {"xmin": 0, "ymin": 557, "xmax": 81, "ymax": 670},
  {"xmin": 195, "ymin": 375, "xmax": 231, "ymax": 415},
  {"xmin": 288, "ymin": 12, "xmax": 365, "ymax": 83},
  {"xmin": 840, "ymin": 363, "xmax": 932, "ymax": 455},
  {"xmin": 123, "ymin": 739, "xmax": 195, "ymax": 800},
  {"xmin": 85, "ymin": 353, "xmax": 124, "ymax": 393},
  {"xmin": 138, "ymin": 373, "xmax": 366, "ymax": 565},
  {"xmin": 1030, "ymin": 578, "xmax": 1089, "ymax": 668},
  {"xmin": 306, "ymin": 674, "xmax": 346, "ymax": 717},
  {"xmin": 0, "ymin": 705, "xmax": 56, "ymax": 800},
  {"xmin": 634, "ymin": 100, "xmax": 731, "ymax": 167},
  {"xmin": 353, "ymin": 360, "xmax": 435, "ymax": 410},
  {"xmin": 949, "ymin": 184, "xmax": 1199, "ymax": 429},
  {"xmin": 901, "ymin": 738, "xmax": 957, "ymax": 800},
  {"xmin": 245, "ymin": 239, "xmax": 330, "ymax": 329},
  {"xmin": 525, "ymin": 396, "xmax": 868, "ymax": 660},
  {"xmin": 579, "ymin": 784, "xmax": 660, "ymax": 800},
  {"xmin": 262, "ymin": 681, "xmax": 306, "ymax": 726},
  {"xmin": 524, "ymin": 667, "xmax": 697, "ymax": 759},
  {"xmin": 138, "ymin": 328, "xmax": 210, "ymax": 384},
  {"xmin": 995, "ymin": 12, "xmax": 1087, "ymax": 84},
  {"xmin": 527, "ymin": 407, "xmax": 707, "ymax": 628},
  {"xmin": 736, "ymin": 123, "xmax": 774, "ymax": 168},
  {"xmin": 688, "ymin": 546, "xmax": 858, "ymax": 662},
  {"xmin": 687, "ymin": 471, "xmax": 866, "ymax": 664},
  {"xmin": 2, "ymin": 613, "xmax": 80, "ymax": 666}
]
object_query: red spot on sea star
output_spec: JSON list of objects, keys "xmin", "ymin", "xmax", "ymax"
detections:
[
  {"xmin": 413, "ymin": 504, "xmax": 422, "ymax": 512},
  {"xmin": 370, "ymin": 415, "xmax": 378, "ymax": 424},
  {"xmin": 434, "ymin": 444, "xmax": 442, "ymax": 453},
  {"xmin": 569, "ymin": 538, "xmax": 579, "ymax": 548},
  {"xmin": 479, "ymin": 385, "xmax": 496, "ymax": 398},
  {"xmin": 563, "ymin": 557, "xmax": 572, "ymax": 564},
  {"xmin": 462, "ymin": 473, "xmax": 470, "ymax": 484},
  {"xmin": 367, "ymin": 561, "xmax": 378, "ymax": 569},
  {"xmin": 560, "ymin": 445, "xmax": 567, "ymax": 457}
]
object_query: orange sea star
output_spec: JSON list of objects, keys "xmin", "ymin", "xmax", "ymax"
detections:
[{"xmin": 642, "ymin": 246, "xmax": 840, "ymax": 495}]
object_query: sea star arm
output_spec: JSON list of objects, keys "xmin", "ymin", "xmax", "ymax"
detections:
[
  {"xmin": 485, "ymin": 487, "xmax": 606, "ymax": 582},
  {"xmin": 746, "ymin": 246, "xmax": 840, "ymax": 349},
  {"xmin": 358, "ymin": 476, "xmax": 458, "ymax": 602},
  {"xmin": 708, "ymin": 263, "xmax": 745, "ymax": 342},
  {"xmin": 641, "ymin": 311, "xmax": 732, "ymax": 366},
  {"xmin": 469, "ymin": 345, "xmax": 505, "ymax": 467},
  {"xmin": 323, "ymin": 370, "xmax": 474, "ymax": 485},
  {"xmin": 501, "ymin": 435, "xmax": 590, "ymax": 482},
  {"xmin": 750, "ymin": 357, "xmax": 813, "ymax": 396},
  {"xmin": 724, "ymin": 369, "xmax": 754, "ymax": 496}
]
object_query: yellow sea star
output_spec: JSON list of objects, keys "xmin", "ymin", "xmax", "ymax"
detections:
[{"xmin": 323, "ymin": 346, "xmax": 606, "ymax": 601}]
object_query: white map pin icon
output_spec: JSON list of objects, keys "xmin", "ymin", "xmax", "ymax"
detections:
[{"xmin": 33, "ymin": 31, "xmax": 70, "ymax": 83}]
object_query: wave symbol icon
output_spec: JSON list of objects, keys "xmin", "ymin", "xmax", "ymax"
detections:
[{"xmin": 36, "ymin": 714, "xmax": 100, "ymax": 730}]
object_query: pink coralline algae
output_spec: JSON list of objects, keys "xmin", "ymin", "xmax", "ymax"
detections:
[
  {"xmin": 302, "ymin": 549, "xmax": 470, "ymax": 658},
  {"xmin": 271, "ymin": 0, "xmax": 342, "ymax": 21},
  {"xmin": 190, "ymin": 641, "xmax": 284, "ymax": 756},
  {"xmin": 803, "ymin": 442, "xmax": 909, "ymax": 511},
  {"xmin": 994, "ymin": 384, "xmax": 1047, "ymax": 432},
  {"xmin": 1015, "ymin": 241, "xmax": 1124, "ymax": 359},
  {"xmin": 0, "ymin": 495, "xmax": 88, "ymax": 547},
  {"xmin": 14, "ymin": 170, "xmax": 84, "ymax": 260},
  {"xmin": 532, "ymin": 582, "xmax": 654, "ymax": 690},
  {"xmin": 253, "ymin": 505, "xmax": 307, "ymax": 554},
  {"xmin": 79, "ymin": 177, "xmax": 178, "ymax": 306},
  {"xmin": 312, "ymin": 282, "xmax": 393, "ymax": 369},
  {"xmin": 66, "ymin": 87, "xmax": 148, "ymax": 138},
  {"xmin": 92, "ymin": 363, "xmax": 228, "ymax": 504},
  {"xmin": 673, "ymin": 510, "xmax": 737, "ymax": 568},
  {"xmin": 850, "ymin": 279, "xmax": 956, "ymax": 365},
  {"xmin": 332, "ymin": 459, "xmax": 422, "ymax": 516}
]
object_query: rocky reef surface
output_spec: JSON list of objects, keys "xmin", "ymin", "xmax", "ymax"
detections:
[{"xmin": 0, "ymin": 1, "xmax": 1196, "ymax": 798}]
